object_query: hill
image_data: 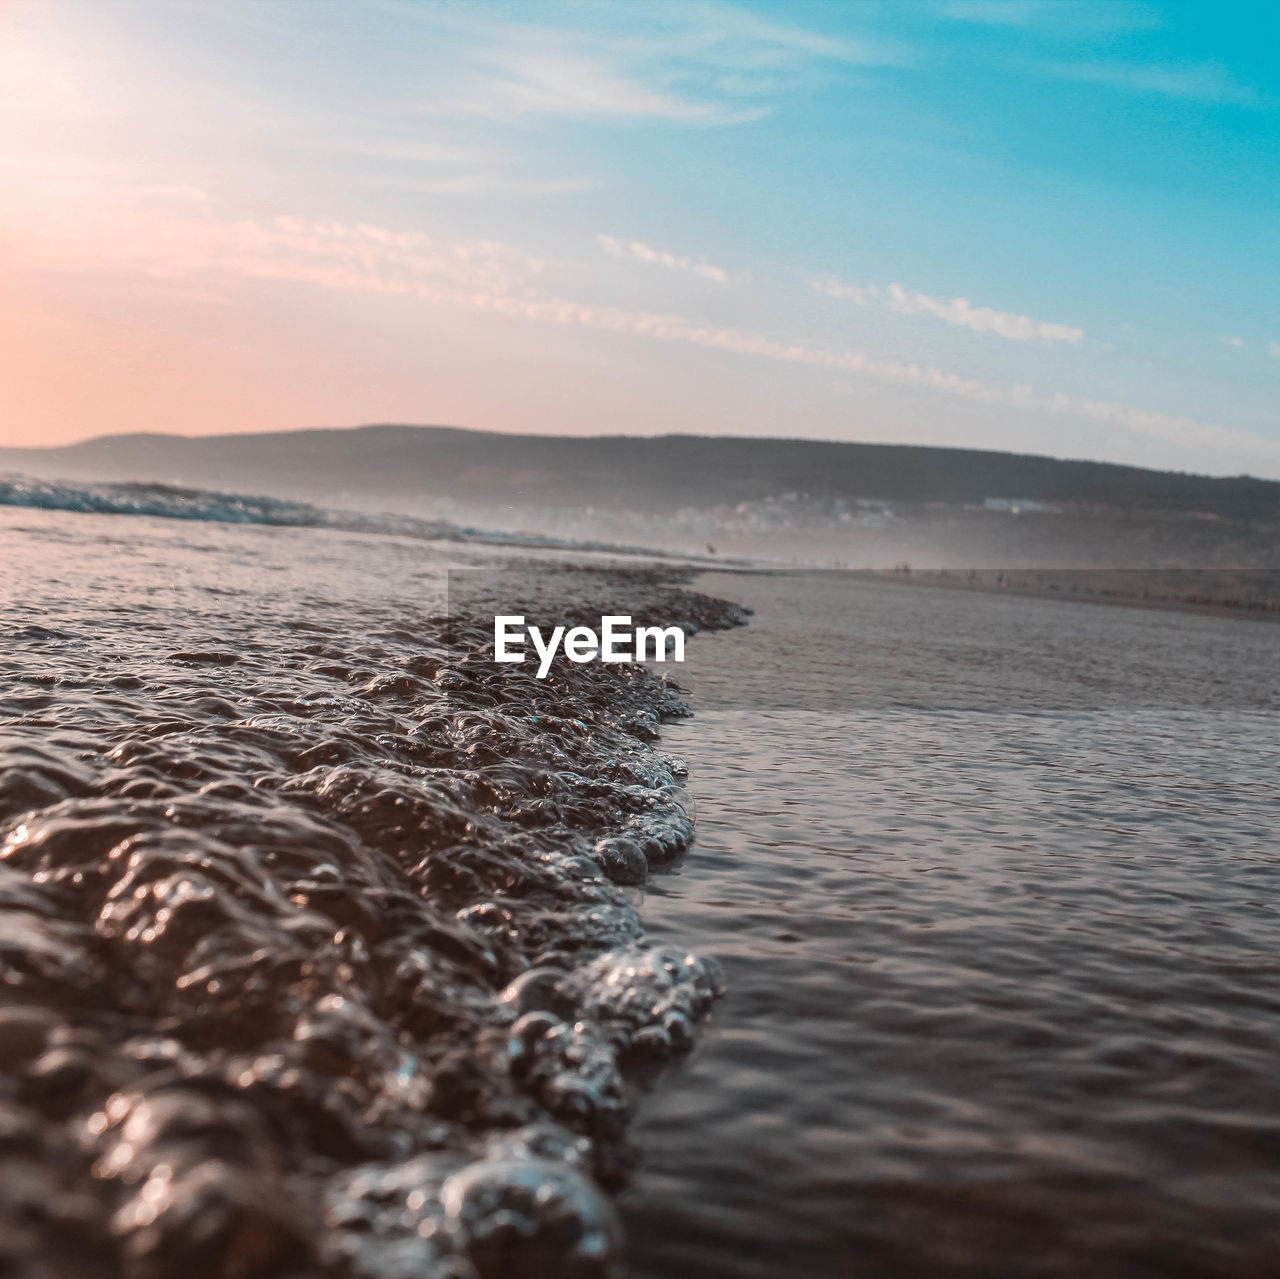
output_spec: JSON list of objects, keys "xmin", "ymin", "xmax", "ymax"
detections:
[{"xmin": 2, "ymin": 424, "xmax": 1278, "ymax": 521}]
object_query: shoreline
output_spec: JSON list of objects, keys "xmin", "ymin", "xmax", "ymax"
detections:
[
  {"xmin": 856, "ymin": 566, "xmax": 1280, "ymax": 624},
  {"xmin": 0, "ymin": 510, "xmax": 748, "ymax": 1279},
  {"xmin": 698, "ymin": 562, "xmax": 1280, "ymax": 625}
]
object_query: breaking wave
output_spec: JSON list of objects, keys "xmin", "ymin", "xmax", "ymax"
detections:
[
  {"xmin": 0, "ymin": 475, "xmax": 687, "ymax": 559},
  {"xmin": 0, "ymin": 503, "xmax": 747, "ymax": 1278}
]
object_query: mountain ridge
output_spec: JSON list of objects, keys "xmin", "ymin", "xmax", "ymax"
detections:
[{"xmin": 3, "ymin": 424, "xmax": 1278, "ymax": 520}]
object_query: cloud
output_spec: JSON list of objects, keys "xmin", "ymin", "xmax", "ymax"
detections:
[
  {"xmin": 167, "ymin": 213, "xmax": 1259, "ymax": 460},
  {"xmin": 170, "ymin": 216, "xmax": 544, "ymax": 299},
  {"xmin": 886, "ymin": 284, "xmax": 1084, "ymax": 343},
  {"xmin": 13, "ymin": 187, "xmax": 1270, "ymax": 467},
  {"xmin": 480, "ymin": 295, "xmax": 1271, "ymax": 462},
  {"xmin": 631, "ymin": 3, "xmax": 907, "ymax": 71},
  {"xmin": 1042, "ymin": 60, "xmax": 1262, "ymax": 107},
  {"xmin": 398, "ymin": 3, "xmax": 904, "ymax": 125},
  {"xmin": 813, "ymin": 275, "xmax": 1083, "ymax": 344},
  {"xmin": 436, "ymin": 46, "xmax": 733, "ymax": 123},
  {"xmin": 1271, "ymin": 342, "xmax": 1280, "ymax": 360},
  {"xmin": 810, "ymin": 276, "xmax": 880, "ymax": 305},
  {"xmin": 597, "ymin": 234, "xmax": 740, "ymax": 283},
  {"xmin": 1219, "ymin": 335, "xmax": 1246, "ymax": 348},
  {"xmin": 9, "ymin": 184, "xmax": 545, "ymax": 301}
]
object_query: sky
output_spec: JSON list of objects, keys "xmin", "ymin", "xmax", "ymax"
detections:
[{"xmin": 1, "ymin": 0, "xmax": 1278, "ymax": 476}]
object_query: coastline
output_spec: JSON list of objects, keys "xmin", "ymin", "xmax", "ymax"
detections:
[
  {"xmin": 703, "ymin": 563, "xmax": 1280, "ymax": 626},
  {"xmin": 853, "ymin": 566, "xmax": 1280, "ymax": 623}
]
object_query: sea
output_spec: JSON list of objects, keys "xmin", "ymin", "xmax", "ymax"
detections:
[
  {"xmin": 3, "ymin": 493, "xmax": 1280, "ymax": 1278},
  {"xmin": 624, "ymin": 570, "xmax": 1280, "ymax": 1279}
]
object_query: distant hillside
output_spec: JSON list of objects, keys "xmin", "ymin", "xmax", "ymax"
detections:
[{"xmin": 3, "ymin": 424, "xmax": 1279, "ymax": 520}]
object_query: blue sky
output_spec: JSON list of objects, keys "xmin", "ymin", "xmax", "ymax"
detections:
[{"xmin": 2, "ymin": 0, "xmax": 1278, "ymax": 475}]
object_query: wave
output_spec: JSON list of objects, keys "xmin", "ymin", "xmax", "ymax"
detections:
[
  {"xmin": 0, "ymin": 514, "xmax": 748, "ymax": 1279},
  {"xmin": 0, "ymin": 474, "xmax": 716, "ymax": 561}
]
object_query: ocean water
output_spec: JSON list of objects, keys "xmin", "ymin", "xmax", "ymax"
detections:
[
  {"xmin": 623, "ymin": 571, "xmax": 1280, "ymax": 1278},
  {"xmin": 0, "ymin": 501, "xmax": 740, "ymax": 1279},
  {"xmin": 0, "ymin": 474, "xmax": 682, "ymax": 558},
  {"xmin": 6, "ymin": 499, "xmax": 1280, "ymax": 1278}
]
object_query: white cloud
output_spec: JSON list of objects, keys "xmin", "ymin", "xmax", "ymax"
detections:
[
  {"xmin": 12, "ymin": 187, "xmax": 1271, "ymax": 468},
  {"xmin": 7, "ymin": 183, "xmax": 545, "ymax": 301},
  {"xmin": 478, "ymin": 294, "xmax": 1273, "ymax": 462},
  {"xmin": 1219, "ymin": 335, "xmax": 1246, "ymax": 348},
  {"xmin": 182, "ymin": 216, "xmax": 543, "ymax": 299},
  {"xmin": 813, "ymin": 275, "xmax": 1084, "ymax": 344},
  {"xmin": 810, "ymin": 276, "xmax": 880, "ymax": 305},
  {"xmin": 597, "ymin": 234, "xmax": 740, "ymax": 283},
  {"xmin": 143, "ymin": 212, "xmax": 1246, "ymax": 460},
  {"xmin": 886, "ymin": 283, "xmax": 1084, "ymax": 344},
  {"xmin": 1270, "ymin": 341, "xmax": 1280, "ymax": 359}
]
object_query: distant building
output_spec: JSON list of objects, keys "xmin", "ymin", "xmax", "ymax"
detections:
[{"xmin": 982, "ymin": 497, "xmax": 1058, "ymax": 515}]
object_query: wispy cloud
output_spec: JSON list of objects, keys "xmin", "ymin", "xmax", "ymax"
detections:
[
  {"xmin": 887, "ymin": 283, "xmax": 1084, "ymax": 343},
  {"xmin": 399, "ymin": 3, "xmax": 905, "ymax": 125},
  {"xmin": 1219, "ymin": 335, "xmax": 1245, "ymax": 348},
  {"xmin": 172, "ymin": 216, "xmax": 543, "ymax": 299},
  {"xmin": 597, "ymin": 234, "xmax": 741, "ymax": 283},
  {"xmin": 1041, "ymin": 59, "xmax": 1262, "ymax": 107},
  {"xmin": 631, "ymin": 3, "xmax": 906, "ymax": 70},
  {"xmin": 12, "ymin": 184, "xmax": 1269, "ymax": 466},
  {"xmin": 813, "ymin": 275, "xmax": 1084, "ymax": 344},
  {"xmin": 434, "ymin": 45, "xmax": 735, "ymax": 123},
  {"xmin": 134, "ymin": 206, "xmax": 1265, "ymax": 460},
  {"xmin": 490, "ymin": 297, "xmax": 1268, "ymax": 462},
  {"xmin": 1270, "ymin": 342, "xmax": 1280, "ymax": 360},
  {"xmin": 811, "ymin": 276, "xmax": 880, "ymax": 305},
  {"xmin": 10, "ymin": 183, "xmax": 545, "ymax": 300}
]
